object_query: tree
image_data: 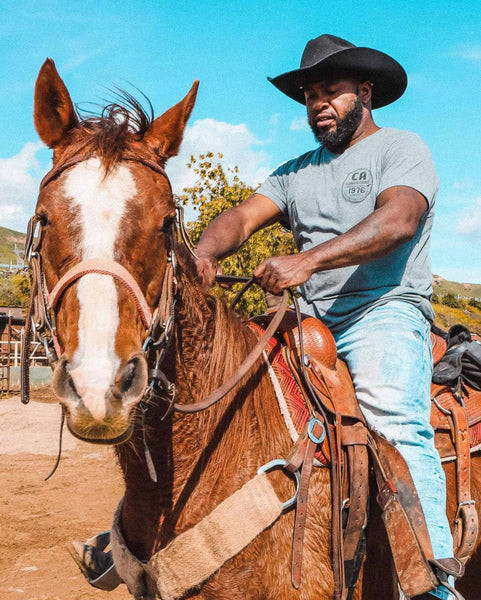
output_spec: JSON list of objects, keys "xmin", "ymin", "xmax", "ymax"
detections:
[
  {"xmin": 0, "ymin": 272, "xmax": 30, "ymax": 308},
  {"xmin": 11, "ymin": 271, "xmax": 31, "ymax": 307},
  {"xmin": 178, "ymin": 153, "xmax": 296, "ymax": 316},
  {"xmin": 441, "ymin": 293, "xmax": 465, "ymax": 309},
  {"xmin": 468, "ymin": 297, "xmax": 481, "ymax": 311},
  {"xmin": 0, "ymin": 276, "xmax": 21, "ymax": 306}
]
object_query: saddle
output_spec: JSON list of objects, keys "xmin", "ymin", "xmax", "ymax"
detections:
[
  {"xmin": 430, "ymin": 330, "xmax": 481, "ymax": 564},
  {"xmin": 250, "ymin": 310, "xmax": 478, "ymax": 600}
]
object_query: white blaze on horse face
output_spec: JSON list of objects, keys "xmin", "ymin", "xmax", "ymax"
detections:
[{"xmin": 63, "ymin": 158, "xmax": 136, "ymax": 421}]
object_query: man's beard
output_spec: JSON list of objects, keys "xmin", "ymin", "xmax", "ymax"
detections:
[{"xmin": 309, "ymin": 95, "xmax": 363, "ymax": 153}]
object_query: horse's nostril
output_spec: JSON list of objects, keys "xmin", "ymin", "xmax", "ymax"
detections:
[
  {"xmin": 118, "ymin": 354, "xmax": 148, "ymax": 399},
  {"xmin": 66, "ymin": 368, "xmax": 80, "ymax": 398},
  {"xmin": 121, "ymin": 358, "xmax": 138, "ymax": 394},
  {"xmin": 53, "ymin": 357, "xmax": 80, "ymax": 402}
]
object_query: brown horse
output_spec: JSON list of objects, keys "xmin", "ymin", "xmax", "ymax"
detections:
[{"xmin": 31, "ymin": 59, "xmax": 481, "ymax": 600}]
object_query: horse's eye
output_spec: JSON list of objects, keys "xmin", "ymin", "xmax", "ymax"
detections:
[
  {"xmin": 161, "ymin": 216, "xmax": 175, "ymax": 233},
  {"xmin": 36, "ymin": 212, "xmax": 49, "ymax": 226}
]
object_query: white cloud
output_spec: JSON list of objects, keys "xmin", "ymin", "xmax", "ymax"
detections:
[
  {"xmin": 290, "ymin": 116, "xmax": 309, "ymax": 131},
  {"xmin": 166, "ymin": 118, "xmax": 272, "ymax": 195},
  {"xmin": 0, "ymin": 142, "xmax": 44, "ymax": 232},
  {"xmin": 456, "ymin": 197, "xmax": 481, "ymax": 236},
  {"xmin": 269, "ymin": 113, "xmax": 280, "ymax": 126},
  {"xmin": 452, "ymin": 44, "xmax": 481, "ymax": 62},
  {"xmin": 60, "ymin": 44, "xmax": 112, "ymax": 73},
  {"xmin": 453, "ymin": 178, "xmax": 474, "ymax": 190},
  {"xmin": 1, "ymin": 120, "xmax": 273, "ymax": 231}
]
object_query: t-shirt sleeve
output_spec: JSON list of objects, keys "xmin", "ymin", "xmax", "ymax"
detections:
[
  {"xmin": 378, "ymin": 132, "xmax": 439, "ymax": 209},
  {"xmin": 256, "ymin": 165, "xmax": 289, "ymax": 215}
]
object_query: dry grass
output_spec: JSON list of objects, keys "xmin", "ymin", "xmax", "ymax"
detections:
[{"xmin": 433, "ymin": 302, "xmax": 481, "ymax": 335}]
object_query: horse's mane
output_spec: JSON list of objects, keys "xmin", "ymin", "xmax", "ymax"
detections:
[
  {"xmin": 174, "ymin": 245, "xmax": 259, "ymax": 418},
  {"xmin": 71, "ymin": 89, "xmax": 154, "ymax": 173}
]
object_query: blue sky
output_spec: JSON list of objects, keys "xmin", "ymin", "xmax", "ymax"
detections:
[{"xmin": 1, "ymin": 0, "xmax": 481, "ymax": 282}]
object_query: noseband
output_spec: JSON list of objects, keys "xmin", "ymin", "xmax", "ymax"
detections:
[{"xmin": 48, "ymin": 259, "xmax": 153, "ymax": 328}]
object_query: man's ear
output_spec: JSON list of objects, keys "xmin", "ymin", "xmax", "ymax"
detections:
[
  {"xmin": 358, "ymin": 81, "xmax": 373, "ymax": 106},
  {"xmin": 145, "ymin": 81, "xmax": 199, "ymax": 162},
  {"xmin": 34, "ymin": 58, "xmax": 78, "ymax": 148}
]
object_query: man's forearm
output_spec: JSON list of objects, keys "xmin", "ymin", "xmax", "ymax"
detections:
[
  {"xmin": 196, "ymin": 208, "xmax": 249, "ymax": 260},
  {"xmin": 306, "ymin": 207, "xmax": 411, "ymax": 272},
  {"xmin": 253, "ymin": 198, "xmax": 420, "ymax": 294}
]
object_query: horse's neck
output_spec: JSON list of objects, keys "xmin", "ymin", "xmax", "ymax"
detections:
[
  {"xmin": 119, "ymin": 270, "xmax": 287, "ymax": 559},
  {"xmin": 168, "ymin": 273, "xmax": 270, "ymax": 470}
]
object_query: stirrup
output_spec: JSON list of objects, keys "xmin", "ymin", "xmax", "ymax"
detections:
[
  {"xmin": 432, "ymin": 558, "xmax": 466, "ymax": 600},
  {"xmin": 415, "ymin": 558, "xmax": 467, "ymax": 600},
  {"xmin": 442, "ymin": 583, "xmax": 466, "ymax": 600},
  {"xmin": 68, "ymin": 531, "xmax": 122, "ymax": 591}
]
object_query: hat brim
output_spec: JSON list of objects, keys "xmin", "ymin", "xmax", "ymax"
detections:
[{"xmin": 268, "ymin": 46, "xmax": 407, "ymax": 109}]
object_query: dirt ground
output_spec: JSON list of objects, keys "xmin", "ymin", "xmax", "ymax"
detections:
[{"xmin": 0, "ymin": 389, "xmax": 131, "ymax": 600}]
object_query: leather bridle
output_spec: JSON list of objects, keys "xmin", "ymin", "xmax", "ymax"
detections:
[
  {"xmin": 21, "ymin": 152, "xmax": 288, "ymax": 416},
  {"xmin": 21, "ymin": 151, "xmax": 178, "ymax": 404}
]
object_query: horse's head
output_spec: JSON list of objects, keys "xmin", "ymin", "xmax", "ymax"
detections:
[{"xmin": 33, "ymin": 59, "xmax": 198, "ymax": 443}]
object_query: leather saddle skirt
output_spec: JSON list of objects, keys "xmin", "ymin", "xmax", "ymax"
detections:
[{"xmin": 250, "ymin": 311, "xmax": 481, "ymax": 462}]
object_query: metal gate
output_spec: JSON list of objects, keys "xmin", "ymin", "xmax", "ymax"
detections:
[{"xmin": 0, "ymin": 315, "xmax": 12, "ymax": 397}]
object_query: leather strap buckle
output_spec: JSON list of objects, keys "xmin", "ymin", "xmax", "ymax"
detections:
[
  {"xmin": 307, "ymin": 417, "xmax": 326, "ymax": 444},
  {"xmin": 455, "ymin": 499, "xmax": 475, "ymax": 519}
]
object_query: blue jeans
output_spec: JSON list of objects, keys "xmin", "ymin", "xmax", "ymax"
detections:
[
  {"xmin": 428, "ymin": 585, "xmax": 455, "ymax": 600},
  {"xmin": 332, "ymin": 301, "xmax": 454, "ymax": 563}
]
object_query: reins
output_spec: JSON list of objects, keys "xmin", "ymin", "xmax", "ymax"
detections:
[
  {"xmin": 21, "ymin": 153, "xmax": 289, "ymax": 423},
  {"xmin": 168, "ymin": 286, "xmax": 288, "ymax": 414}
]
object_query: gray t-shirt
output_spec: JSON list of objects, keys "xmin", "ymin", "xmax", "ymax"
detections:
[{"xmin": 257, "ymin": 127, "xmax": 438, "ymax": 332}]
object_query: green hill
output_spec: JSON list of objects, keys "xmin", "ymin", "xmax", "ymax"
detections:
[
  {"xmin": 0, "ymin": 226, "xmax": 26, "ymax": 266},
  {"xmin": 433, "ymin": 275, "xmax": 481, "ymax": 300},
  {"xmin": 433, "ymin": 302, "xmax": 481, "ymax": 336}
]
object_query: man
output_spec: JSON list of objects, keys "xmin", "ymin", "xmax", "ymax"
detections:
[{"xmin": 195, "ymin": 34, "xmax": 461, "ymax": 600}]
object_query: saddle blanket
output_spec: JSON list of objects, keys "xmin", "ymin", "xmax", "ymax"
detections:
[{"xmin": 249, "ymin": 321, "xmax": 329, "ymax": 465}]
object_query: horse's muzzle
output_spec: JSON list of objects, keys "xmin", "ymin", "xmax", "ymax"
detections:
[{"xmin": 52, "ymin": 353, "xmax": 148, "ymax": 443}]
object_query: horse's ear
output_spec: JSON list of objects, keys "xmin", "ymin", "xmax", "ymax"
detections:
[
  {"xmin": 34, "ymin": 58, "xmax": 78, "ymax": 148},
  {"xmin": 146, "ymin": 80, "xmax": 199, "ymax": 161}
]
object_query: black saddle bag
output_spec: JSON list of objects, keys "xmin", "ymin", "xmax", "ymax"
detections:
[
  {"xmin": 432, "ymin": 324, "xmax": 481, "ymax": 391},
  {"xmin": 463, "ymin": 337, "xmax": 481, "ymax": 391}
]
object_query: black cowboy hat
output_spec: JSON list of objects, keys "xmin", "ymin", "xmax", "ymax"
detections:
[{"xmin": 268, "ymin": 34, "xmax": 407, "ymax": 109}]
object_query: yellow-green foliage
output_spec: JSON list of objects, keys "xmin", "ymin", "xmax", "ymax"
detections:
[
  {"xmin": 179, "ymin": 154, "xmax": 296, "ymax": 316},
  {"xmin": 0, "ymin": 226, "xmax": 25, "ymax": 264},
  {"xmin": 11, "ymin": 271, "xmax": 31, "ymax": 307},
  {"xmin": 433, "ymin": 302, "xmax": 481, "ymax": 336},
  {"xmin": 0, "ymin": 272, "xmax": 31, "ymax": 308}
]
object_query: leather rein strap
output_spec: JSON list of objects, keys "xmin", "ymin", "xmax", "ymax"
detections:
[
  {"xmin": 172, "ymin": 286, "xmax": 288, "ymax": 413},
  {"xmin": 23, "ymin": 151, "xmax": 289, "ymax": 418}
]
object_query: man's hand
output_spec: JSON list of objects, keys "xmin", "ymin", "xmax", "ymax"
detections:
[
  {"xmin": 195, "ymin": 253, "xmax": 221, "ymax": 291},
  {"xmin": 253, "ymin": 253, "xmax": 314, "ymax": 295}
]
